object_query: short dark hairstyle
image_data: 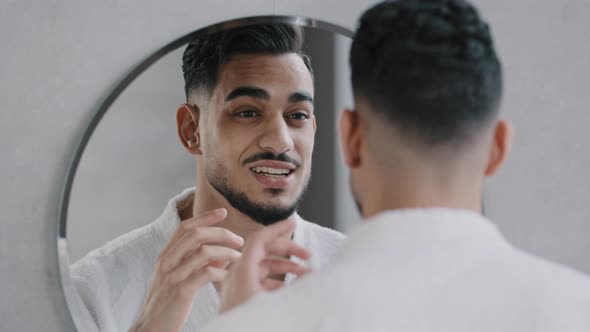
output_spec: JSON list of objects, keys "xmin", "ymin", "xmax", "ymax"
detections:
[
  {"xmin": 182, "ymin": 24, "xmax": 313, "ymax": 101},
  {"xmin": 351, "ymin": 0, "xmax": 502, "ymax": 145}
]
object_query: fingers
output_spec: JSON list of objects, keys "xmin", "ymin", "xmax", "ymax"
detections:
[
  {"xmin": 178, "ymin": 266, "xmax": 228, "ymax": 298},
  {"xmin": 265, "ymin": 239, "xmax": 311, "ymax": 261},
  {"xmin": 158, "ymin": 208, "xmax": 229, "ymax": 260},
  {"xmin": 189, "ymin": 208, "xmax": 229, "ymax": 228},
  {"xmin": 261, "ymin": 257, "xmax": 311, "ymax": 278},
  {"xmin": 207, "ymin": 260, "xmax": 230, "ymax": 269},
  {"xmin": 240, "ymin": 219, "xmax": 298, "ymax": 260},
  {"xmin": 238, "ymin": 220, "xmax": 311, "ymax": 278},
  {"xmin": 261, "ymin": 278, "xmax": 284, "ymax": 291},
  {"xmin": 161, "ymin": 227, "xmax": 244, "ymax": 272},
  {"xmin": 170, "ymin": 245, "xmax": 241, "ymax": 283},
  {"xmin": 258, "ymin": 258, "xmax": 311, "ymax": 291},
  {"xmin": 134, "ymin": 209, "xmax": 240, "ymax": 332}
]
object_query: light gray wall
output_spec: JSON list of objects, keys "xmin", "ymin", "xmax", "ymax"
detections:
[
  {"xmin": 0, "ymin": 1, "xmax": 375, "ymax": 331},
  {"xmin": 475, "ymin": 0, "xmax": 590, "ymax": 274},
  {"xmin": 66, "ymin": 46, "xmax": 193, "ymax": 263},
  {"xmin": 2, "ymin": 0, "xmax": 590, "ymax": 331}
]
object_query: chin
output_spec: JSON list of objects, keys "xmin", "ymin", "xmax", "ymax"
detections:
[
  {"xmin": 264, "ymin": 188, "xmax": 286, "ymax": 196},
  {"xmin": 256, "ymin": 190, "xmax": 296, "ymax": 205}
]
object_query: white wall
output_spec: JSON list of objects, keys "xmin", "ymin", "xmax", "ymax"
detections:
[{"xmin": 2, "ymin": 0, "xmax": 589, "ymax": 331}]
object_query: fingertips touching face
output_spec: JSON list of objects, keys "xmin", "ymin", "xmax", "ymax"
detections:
[
  {"xmin": 181, "ymin": 208, "xmax": 228, "ymax": 229},
  {"xmin": 196, "ymin": 208, "xmax": 228, "ymax": 226}
]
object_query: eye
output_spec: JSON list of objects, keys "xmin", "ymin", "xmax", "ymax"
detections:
[
  {"xmin": 287, "ymin": 112, "xmax": 309, "ymax": 120},
  {"xmin": 236, "ymin": 110, "xmax": 259, "ymax": 118}
]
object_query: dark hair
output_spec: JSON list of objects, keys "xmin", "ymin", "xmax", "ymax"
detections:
[
  {"xmin": 350, "ymin": 0, "xmax": 502, "ymax": 145},
  {"xmin": 182, "ymin": 24, "xmax": 313, "ymax": 100}
]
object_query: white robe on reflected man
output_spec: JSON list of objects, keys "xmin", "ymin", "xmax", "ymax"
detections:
[
  {"xmin": 70, "ymin": 188, "xmax": 346, "ymax": 332},
  {"xmin": 205, "ymin": 209, "xmax": 590, "ymax": 332}
]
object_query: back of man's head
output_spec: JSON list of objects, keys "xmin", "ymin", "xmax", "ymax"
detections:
[
  {"xmin": 345, "ymin": 0, "xmax": 509, "ymax": 214},
  {"xmin": 350, "ymin": 0, "xmax": 502, "ymax": 148}
]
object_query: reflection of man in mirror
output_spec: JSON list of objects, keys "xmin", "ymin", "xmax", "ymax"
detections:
[
  {"xmin": 70, "ymin": 24, "xmax": 345, "ymax": 332},
  {"xmin": 202, "ymin": 1, "xmax": 590, "ymax": 331}
]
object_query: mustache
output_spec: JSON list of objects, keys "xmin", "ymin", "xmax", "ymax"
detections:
[{"xmin": 242, "ymin": 152, "xmax": 301, "ymax": 168}]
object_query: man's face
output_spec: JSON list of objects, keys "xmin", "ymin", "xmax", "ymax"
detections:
[{"xmin": 200, "ymin": 53, "xmax": 315, "ymax": 225}]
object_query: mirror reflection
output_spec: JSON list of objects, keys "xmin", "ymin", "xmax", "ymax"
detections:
[{"xmin": 67, "ymin": 22, "xmax": 357, "ymax": 331}]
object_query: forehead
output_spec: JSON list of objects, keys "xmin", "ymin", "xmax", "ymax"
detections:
[{"xmin": 215, "ymin": 53, "xmax": 314, "ymax": 99}]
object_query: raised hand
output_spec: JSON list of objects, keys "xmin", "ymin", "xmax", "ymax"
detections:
[
  {"xmin": 131, "ymin": 208, "xmax": 244, "ymax": 332},
  {"xmin": 219, "ymin": 219, "xmax": 311, "ymax": 314}
]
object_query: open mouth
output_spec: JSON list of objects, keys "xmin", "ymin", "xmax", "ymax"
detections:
[{"xmin": 250, "ymin": 166, "xmax": 294, "ymax": 178}]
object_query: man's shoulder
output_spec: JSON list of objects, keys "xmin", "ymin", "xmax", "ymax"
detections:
[
  {"xmin": 206, "ymin": 261, "xmax": 347, "ymax": 332},
  {"xmin": 70, "ymin": 220, "xmax": 165, "ymax": 288},
  {"xmin": 68, "ymin": 220, "xmax": 170, "ymax": 330},
  {"xmin": 507, "ymin": 248, "xmax": 590, "ymax": 297},
  {"xmin": 459, "ymin": 247, "xmax": 590, "ymax": 328},
  {"xmin": 204, "ymin": 290, "xmax": 315, "ymax": 332}
]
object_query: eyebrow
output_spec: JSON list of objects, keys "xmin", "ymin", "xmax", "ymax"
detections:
[
  {"xmin": 225, "ymin": 86, "xmax": 270, "ymax": 102},
  {"xmin": 288, "ymin": 91, "xmax": 314, "ymax": 104},
  {"xmin": 224, "ymin": 86, "xmax": 314, "ymax": 104}
]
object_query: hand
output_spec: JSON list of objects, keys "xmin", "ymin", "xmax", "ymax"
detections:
[
  {"xmin": 219, "ymin": 219, "xmax": 311, "ymax": 314},
  {"xmin": 131, "ymin": 208, "xmax": 244, "ymax": 332}
]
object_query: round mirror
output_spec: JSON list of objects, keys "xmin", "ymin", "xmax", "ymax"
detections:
[{"xmin": 58, "ymin": 16, "xmax": 358, "ymax": 331}]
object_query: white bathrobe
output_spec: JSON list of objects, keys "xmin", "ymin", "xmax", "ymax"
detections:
[
  {"xmin": 70, "ymin": 188, "xmax": 346, "ymax": 332},
  {"xmin": 204, "ymin": 208, "xmax": 590, "ymax": 332}
]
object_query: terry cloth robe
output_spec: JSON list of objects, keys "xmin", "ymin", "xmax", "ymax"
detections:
[
  {"xmin": 205, "ymin": 208, "xmax": 590, "ymax": 332},
  {"xmin": 70, "ymin": 187, "xmax": 346, "ymax": 332}
]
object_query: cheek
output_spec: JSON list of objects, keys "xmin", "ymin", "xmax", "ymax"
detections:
[
  {"xmin": 202, "ymin": 131, "xmax": 229, "ymax": 167},
  {"xmin": 295, "ymin": 134, "xmax": 314, "ymax": 161},
  {"xmin": 220, "ymin": 134, "xmax": 256, "ymax": 169}
]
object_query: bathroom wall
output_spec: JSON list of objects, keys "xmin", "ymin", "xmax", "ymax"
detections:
[{"xmin": 1, "ymin": 0, "xmax": 589, "ymax": 331}]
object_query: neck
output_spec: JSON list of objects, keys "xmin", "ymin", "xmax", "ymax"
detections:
[{"xmin": 359, "ymin": 167, "xmax": 483, "ymax": 220}]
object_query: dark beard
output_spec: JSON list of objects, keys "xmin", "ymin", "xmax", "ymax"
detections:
[{"xmin": 206, "ymin": 164, "xmax": 307, "ymax": 226}]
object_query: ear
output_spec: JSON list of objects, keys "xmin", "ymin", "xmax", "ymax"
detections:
[
  {"xmin": 339, "ymin": 109, "xmax": 362, "ymax": 168},
  {"xmin": 176, "ymin": 104, "xmax": 202, "ymax": 155},
  {"xmin": 484, "ymin": 119, "xmax": 513, "ymax": 177}
]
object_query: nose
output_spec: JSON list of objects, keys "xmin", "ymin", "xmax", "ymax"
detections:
[{"xmin": 257, "ymin": 114, "xmax": 294, "ymax": 154}]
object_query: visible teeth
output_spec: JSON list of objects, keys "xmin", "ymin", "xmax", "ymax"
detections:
[{"xmin": 251, "ymin": 166, "xmax": 291, "ymax": 175}]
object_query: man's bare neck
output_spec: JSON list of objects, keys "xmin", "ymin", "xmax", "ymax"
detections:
[{"xmin": 361, "ymin": 180, "xmax": 483, "ymax": 220}]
